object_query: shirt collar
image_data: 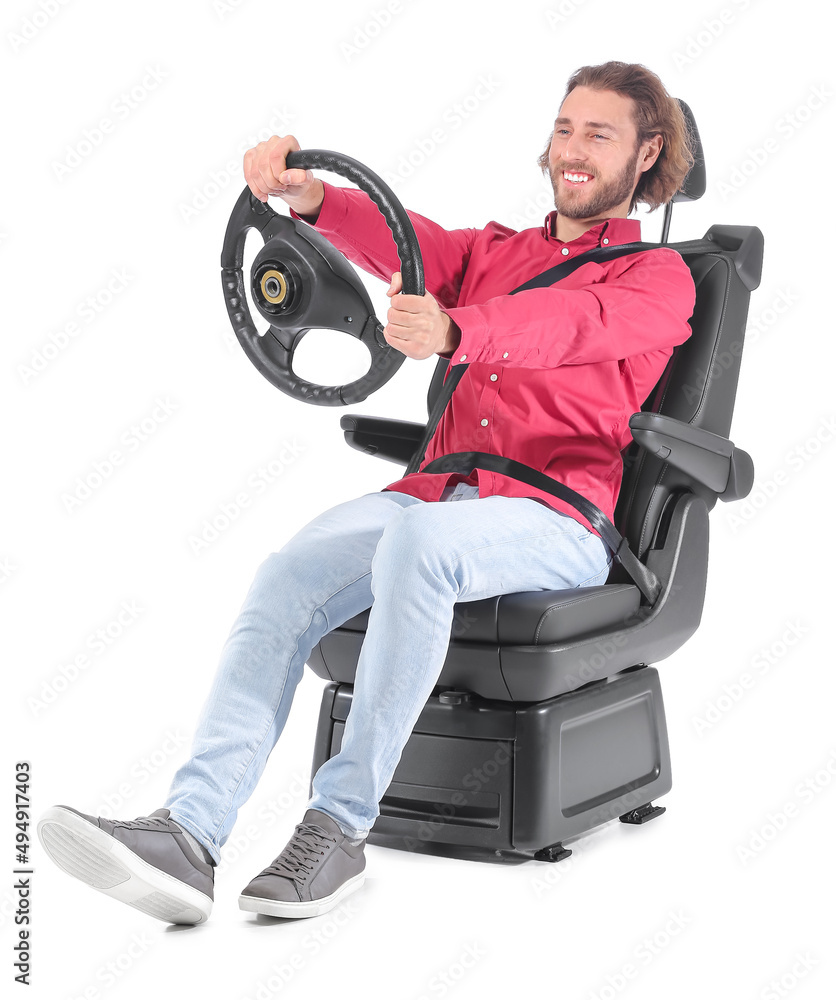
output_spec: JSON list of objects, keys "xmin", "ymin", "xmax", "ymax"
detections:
[{"xmin": 542, "ymin": 211, "xmax": 642, "ymax": 249}]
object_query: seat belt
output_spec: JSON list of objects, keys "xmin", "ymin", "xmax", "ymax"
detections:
[
  {"xmin": 401, "ymin": 240, "xmax": 710, "ymax": 605},
  {"xmin": 421, "ymin": 438, "xmax": 661, "ymax": 604}
]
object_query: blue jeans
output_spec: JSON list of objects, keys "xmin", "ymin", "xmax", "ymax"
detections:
[{"xmin": 164, "ymin": 484, "xmax": 612, "ymax": 863}]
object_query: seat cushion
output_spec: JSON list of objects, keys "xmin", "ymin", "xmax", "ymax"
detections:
[
  {"xmin": 340, "ymin": 583, "xmax": 641, "ymax": 646},
  {"xmin": 495, "ymin": 584, "xmax": 641, "ymax": 644}
]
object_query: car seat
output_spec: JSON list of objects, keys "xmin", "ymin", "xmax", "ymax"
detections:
[{"xmin": 305, "ymin": 101, "xmax": 764, "ymax": 862}]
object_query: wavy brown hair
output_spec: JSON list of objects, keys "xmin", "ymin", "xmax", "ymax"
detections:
[{"xmin": 537, "ymin": 61, "xmax": 696, "ymax": 213}]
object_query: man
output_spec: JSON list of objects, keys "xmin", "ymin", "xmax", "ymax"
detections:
[{"xmin": 37, "ymin": 60, "xmax": 697, "ymax": 925}]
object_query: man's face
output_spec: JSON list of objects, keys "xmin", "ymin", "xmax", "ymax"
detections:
[{"xmin": 545, "ymin": 85, "xmax": 646, "ymax": 221}]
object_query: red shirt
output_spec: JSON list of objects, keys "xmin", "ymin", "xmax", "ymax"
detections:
[{"xmin": 291, "ymin": 182, "xmax": 696, "ymax": 538}]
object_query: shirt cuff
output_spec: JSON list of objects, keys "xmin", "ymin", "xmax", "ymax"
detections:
[
  {"xmin": 435, "ymin": 306, "xmax": 475, "ymax": 362},
  {"xmin": 436, "ymin": 304, "xmax": 496, "ymax": 364},
  {"xmin": 440, "ymin": 303, "xmax": 544, "ymax": 366}
]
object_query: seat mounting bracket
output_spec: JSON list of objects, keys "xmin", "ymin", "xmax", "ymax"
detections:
[
  {"xmin": 619, "ymin": 802, "xmax": 666, "ymax": 825},
  {"xmin": 532, "ymin": 843, "xmax": 573, "ymax": 863}
]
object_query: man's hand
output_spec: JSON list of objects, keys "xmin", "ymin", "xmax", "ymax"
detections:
[
  {"xmin": 384, "ymin": 272, "xmax": 461, "ymax": 360},
  {"xmin": 242, "ymin": 134, "xmax": 324, "ymax": 218}
]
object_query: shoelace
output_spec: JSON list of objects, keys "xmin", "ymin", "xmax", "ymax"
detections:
[
  {"xmin": 112, "ymin": 814, "xmax": 173, "ymax": 832},
  {"xmin": 262, "ymin": 823, "xmax": 336, "ymax": 880}
]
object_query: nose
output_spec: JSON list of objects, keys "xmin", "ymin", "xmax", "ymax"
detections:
[{"xmin": 559, "ymin": 130, "xmax": 588, "ymax": 163}]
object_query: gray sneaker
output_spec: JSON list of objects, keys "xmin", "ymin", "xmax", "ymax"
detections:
[
  {"xmin": 37, "ymin": 805, "xmax": 215, "ymax": 925},
  {"xmin": 239, "ymin": 808, "xmax": 366, "ymax": 918}
]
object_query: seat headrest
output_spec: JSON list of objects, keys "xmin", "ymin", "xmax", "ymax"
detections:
[{"xmin": 672, "ymin": 98, "xmax": 706, "ymax": 203}]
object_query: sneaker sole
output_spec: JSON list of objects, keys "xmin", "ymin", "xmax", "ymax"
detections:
[
  {"xmin": 238, "ymin": 870, "xmax": 365, "ymax": 919},
  {"xmin": 37, "ymin": 806, "xmax": 212, "ymax": 925}
]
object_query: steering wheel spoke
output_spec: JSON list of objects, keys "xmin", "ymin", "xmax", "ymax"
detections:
[{"xmin": 265, "ymin": 324, "xmax": 301, "ymax": 355}]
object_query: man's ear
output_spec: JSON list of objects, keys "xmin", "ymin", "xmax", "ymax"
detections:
[{"xmin": 639, "ymin": 133, "xmax": 663, "ymax": 174}]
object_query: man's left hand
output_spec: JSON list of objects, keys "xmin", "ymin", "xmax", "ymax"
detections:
[{"xmin": 384, "ymin": 271, "xmax": 460, "ymax": 360}]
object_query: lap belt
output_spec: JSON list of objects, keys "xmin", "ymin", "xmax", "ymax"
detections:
[
  {"xmin": 402, "ymin": 238, "xmax": 718, "ymax": 605},
  {"xmin": 421, "ymin": 438, "xmax": 660, "ymax": 605}
]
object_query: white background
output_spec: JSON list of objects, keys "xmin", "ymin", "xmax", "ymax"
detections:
[{"xmin": 3, "ymin": 0, "xmax": 835, "ymax": 997}]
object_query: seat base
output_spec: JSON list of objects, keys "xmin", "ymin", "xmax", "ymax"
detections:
[{"xmin": 309, "ymin": 665, "xmax": 672, "ymax": 863}]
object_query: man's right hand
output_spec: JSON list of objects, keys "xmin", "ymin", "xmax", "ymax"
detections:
[{"xmin": 243, "ymin": 134, "xmax": 324, "ymax": 219}]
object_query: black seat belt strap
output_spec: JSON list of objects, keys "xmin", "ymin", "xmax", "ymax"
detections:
[
  {"xmin": 420, "ymin": 443, "xmax": 661, "ymax": 605},
  {"xmin": 508, "ymin": 240, "xmax": 656, "ymax": 293},
  {"xmin": 403, "ymin": 363, "xmax": 469, "ymax": 478},
  {"xmin": 506, "ymin": 238, "xmax": 716, "ymax": 294}
]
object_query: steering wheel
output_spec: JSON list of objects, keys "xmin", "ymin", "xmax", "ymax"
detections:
[{"xmin": 220, "ymin": 149, "xmax": 425, "ymax": 406}]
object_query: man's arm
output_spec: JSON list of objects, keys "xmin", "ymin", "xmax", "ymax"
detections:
[
  {"xmin": 290, "ymin": 181, "xmax": 478, "ymax": 310},
  {"xmin": 438, "ymin": 249, "xmax": 696, "ymax": 367}
]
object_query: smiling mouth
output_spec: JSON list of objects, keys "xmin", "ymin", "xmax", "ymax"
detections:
[{"xmin": 561, "ymin": 169, "xmax": 594, "ymax": 186}]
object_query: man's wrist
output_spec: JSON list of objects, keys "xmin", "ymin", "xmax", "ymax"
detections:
[{"xmin": 288, "ymin": 180, "xmax": 325, "ymax": 224}]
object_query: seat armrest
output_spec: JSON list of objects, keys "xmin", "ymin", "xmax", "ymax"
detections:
[
  {"xmin": 629, "ymin": 412, "xmax": 753, "ymax": 501},
  {"xmin": 340, "ymin": 414, "xmax": 425, "ymax": 466}
]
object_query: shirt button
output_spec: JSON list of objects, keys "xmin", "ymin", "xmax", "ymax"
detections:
[
  {"xmin": 490, "ymin": 373, "xmax": 497, "ymax": 381},
  {"xmin": 502, "ymin": 352, "xmax": 509, "ymax": 358},
  {"xmin": 561, "ymin": 247, "xmax": 569, "ymax": 255},
  {"xmin": 480, "ymin": 418, "xmax": 489, "ymax": 426},
  {"xmin": 459, "ymin": 354, "xmax": 467, "ymax": 361},
  {"xmin": 603, "ymin": 237, "xmax": 609, "ymax": 245}
]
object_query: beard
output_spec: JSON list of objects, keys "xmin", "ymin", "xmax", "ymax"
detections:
[{"xmin": 550, "ymin": 144, "xmax": 640, "ymax": 220}]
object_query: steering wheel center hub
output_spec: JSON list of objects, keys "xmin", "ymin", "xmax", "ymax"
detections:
[
  {"xmin": 252, "ymin": 257, "xmax": 299, "ymax": 316},
  {"xmin": 261, "ymin": 269, "xmax": 287, "ymax": 304}
]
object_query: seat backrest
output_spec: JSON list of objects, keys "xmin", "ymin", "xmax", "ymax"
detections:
[{"xmin": 613, "ymin": 235, "xmax": 759, "ymax": 561}]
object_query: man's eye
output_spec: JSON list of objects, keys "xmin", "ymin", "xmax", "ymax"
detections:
[{"xmin": 554, "ymin": 129, "xmax": 608, "ymax": 139}]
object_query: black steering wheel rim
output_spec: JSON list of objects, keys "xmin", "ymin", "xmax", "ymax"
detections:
[{"xmin": 220, "ymin": 149, "xmax": 425, "ymax": 406}]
